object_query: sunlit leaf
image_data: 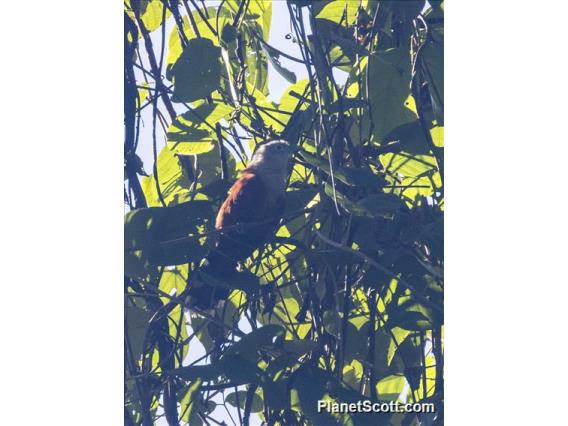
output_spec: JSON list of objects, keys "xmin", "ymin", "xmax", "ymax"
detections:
[
  {"xmin": 316, "ymin": 0, "xmax": 367, "ymax": 26},
  {"xmin": 226, "ymin": 390, "xmax": 264, "ymax": 413},
  {"xmin": 180, "ymin": 378, "xmax": 203, "ymax": 423},
  {"xmin": 167, "ymin": 102, "xmax": 234, "ymax": 155}
]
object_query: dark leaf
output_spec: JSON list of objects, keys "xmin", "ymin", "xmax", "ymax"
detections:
[{"xmin": 172, "ymin": 38, "xmax": 222, "ymax": 102}]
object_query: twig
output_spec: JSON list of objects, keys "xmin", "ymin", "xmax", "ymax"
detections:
[
  {"xmin": 313, "ymin": 229, "xmax": 441, "ymax": 314},
  {"xmin": 215, "ymin": 123, "xmax": 229, "ymax": 180},
  {"xmin": 243, "ymin": 384, "xmax": 257, "ymax": 426}
]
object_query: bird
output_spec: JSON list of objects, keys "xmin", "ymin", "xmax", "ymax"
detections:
[{"xmin": 187, "ymin": 140, "xmax": 294, "ymax": 308}]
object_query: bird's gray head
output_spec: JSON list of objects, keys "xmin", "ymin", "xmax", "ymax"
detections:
[
  {"xmin": 247, "ymin": 140, "xmax": 293, "ymax": 191},
  {"xmin": 250, "ymin": 140, "xmax": 293, "ymax": 165}
]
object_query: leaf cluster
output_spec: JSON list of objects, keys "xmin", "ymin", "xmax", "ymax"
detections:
[{"xmin": 124, "ymin": 1, "xmax": 444, "ymax": 425}]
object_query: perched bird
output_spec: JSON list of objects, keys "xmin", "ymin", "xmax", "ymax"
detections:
[{"xmin": 188, "ymin": 140, "xmax": 293, "ymax": 308}]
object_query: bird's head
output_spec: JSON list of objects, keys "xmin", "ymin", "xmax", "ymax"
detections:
[
  {"xmin": 250, "ymin": 140, "xmax": 294, "ymax": 165},
  {"xmin": 246, "ymin": 140, "xmax": 294, "ymax": 190}
]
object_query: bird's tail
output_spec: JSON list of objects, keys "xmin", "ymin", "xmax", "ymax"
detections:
[
  {"xmin": 202, "ymin": 249, "xmax": 238, "ymax": 278},
  {"xmin": 186, "ymin": 250, "xmax": 237, "ymax": 309}
]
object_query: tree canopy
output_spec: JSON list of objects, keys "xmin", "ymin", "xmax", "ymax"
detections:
[{"xmin": 124, "ymin": 1, "xmax": 444, "ymax": 425}]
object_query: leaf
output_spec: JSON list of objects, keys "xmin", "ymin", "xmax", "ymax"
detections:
[
  {"xmin": 279, "ymin": 79, "xmax": 311, "ymax": 113},
  {"xmin": 374, "ymin": 116, "xmax": 442, "ymax": 201},
  {"xmin": 226, "ymin": 390, "xmax": 264, "ymax": 413},
  {"xmin": 125, "ymin": 304, "xmax": 152, "ymax": 363},
  {"xmin": 172, "ymin": 38, "xmax": 222, "ymax": 103},
  {"xmin": 260, "ymin": 297, "xmax": 311, "ymax": 339},
  {"xmin": 316, "ymin": 0, "xmax": 365, "ymax": 26},
  {"xmin": 262, "ymin": 379, "xmax": 288, "ymax": 411},
  {"xmin": 280, "ymin": 339, "xmax": 318, "ymax": 356},
  {"xmin": 140, "ymin": 146, "xmax": 192, "ymax": 207},
  {"xmin": 421, "ymin": 39, "xmax": 444, "ymax": 124},
  {"xmin": 199, "ymin": 268, "xmax": 260, "ymax": 294},
  {"xmin": 219, "ymin": 354, "xmax": 266, "ymax": 384},
  {"xmin": 324, "ymin": 184, "xmax": 403, "ymax": 218},
  {"xmin": 368, "ymin": 48, "xmax": 416, "ymax": 143},
  {"xmin": 301, "ymin": 151, "xmax": 387, "ymax": 190},
  {"xmin": 323, "ymin": 311, "xmax": 342, "ymax": 337},
  {"xmin": 344, "ymin": 316, "xmax": 370, "ymax": 362},
  {"xmin": 174, "ymin": 364, "xmax": 221, "ymax": 382},
  {"xmin": 180, "ymin": 378, "xmax": 203, "ymax": 423},
  {"xmin": 354, "ymin": 193, "xmax": 405, "ymax": 216},
  {"xmin": 166, "ymin": 7, "xmax": 229, "ymax": 78},
  {"xmin": 226, "ymin": 0, "xmax": 273, "ymax": 39},
  {"xmin": 222, "ymin": 324, "xmax": 285, "ymax": 362},
  {"xmin": 126, "ymin": 0, "xmax": 171, "ymax": 34},
  {"xmin": 384, "ymin": 0, "xmax": 425, "ymax": 23},
  {"xmin": 124, "ymin": 201, "xmax": 216, "ymax": 279},
  {"xmin": 166, "ymin": 102, "xmax": 234, "ymax": 155},
  {"xmin": 196, "ymin": 144, "xmax": 238, "ymax": 186},
  {"xmin": 342, "ymin": 359, "xmax": 364, "ymax": 390},
  {"xmin": 159, "ymin": 265, "xmax": 188, "ymax": 298},
  {"xmin": 291, "ymin": 365, "xmax": 339, "ymax": 425},
  {"xmin": 263, "ymin": 44, "xmax": 297, "ymax": 83},
  {"xmin": 376, "ymin": 375, "xmax": 408, "ymax": 402},
  {"xmin": 284, "ymin": 188, "xmax": 319, "ymax": 213},
  {"xmin": 199, "ymin": 178, "xmax": 233, "ymax": 202},
  {"xmin": 140, "ymin": 0, "xmax": 170, "ymax": 32},
  {"xmin": 387, "ymin": 302, "xmax": 434, "ymax": 331},
  {"xmin": 430, "ymin": 125, "xmax": 444, "ymax": 148}
]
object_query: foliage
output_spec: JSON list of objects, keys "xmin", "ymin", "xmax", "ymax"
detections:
[{"xmin": 125, "ymin": 1, "xmax": 444, "ymax": 425}]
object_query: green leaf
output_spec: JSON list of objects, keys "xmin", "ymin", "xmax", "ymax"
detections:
[
  {"xmin": 226, "ymin": 0, "xmax": 273, "ymax": 39},
  {"xmin": 284, "ymin": 188, "xmax": 319, "ymax": 213},
  {"xmin": 174, "ymin": 364, "xmax": 221, "ymax": 382},
  {"xmin": 262, "ymin": 379, "xmax": 288, "ymax": 411},
  {"xmin": 166, "ymin": 7, "xmax": 229, "ymax": 78},
  {"xmin": 344, "ymin": 316, "xmax": 370, "ymax": 362},
  {"xmin": 199, "ymin": 178, "xmax": 233, "ymax": 202},
  {"xmin": 421, "ymin": 39, "xmax": 444, "ymax": 124},
  {"xmin": 196, "ymin": 144, "xmax": 238, "ymax": 186},
  {"xmin": 279, "ymin": 79, "xmax": 311, "ymax": 113},
  {"xmin": 354, "ymin": 193, "xmax": 405, "ymax": 216},
  {"xmin": 166, "ymin": 102, "xmax": 234, "ymax": 155},
  {"xmin": 226, "ymin": 390, "xmax": 264, "ymax": 413},
  {"xmin": 388, "ymin": 302, "xmax": 434, "ymax": 331},
  {"xmin": 291, "ymin": 365, "xmax": 339, "ymax": 425},
  {"xmin": 324, "ymin": 184, "xmax": 403, "ymax": 218},
  {"xmin": 280, "ymin": 339, "xmax": 318, "ymax": 356},
  {"xmin": 222, "ymin": 324, "xmax": 285, "ymax": 362},
  {"xmin": 323, "ymin": 311, "xmax": 342, "ymax": 337},
  {"xmin": 126, "ymin": 0, "xmax": 171, "ymax": 34},
  {"xmin": 301, "ymin": 152, "xmax": 386, "ymax": 190},
  {"xmin": 316, "ymin": 0, "xmax": 365, "ymax": 26},
  {"xmin": 180, "ymin": 378, "xmax": 203, "ymax": 423},
  {"xmin": 172, "ymin": 38, "xmax": 222, "ymax": 103},
  {"xmin": 379, "ymin": 126, "xmax": 442, "ymax": 201},
  {"xmin": 199, "ymin": 268, "xmax": 260, "ymax": 294},
  {"xmin": 140, "ymin": 146, "xmax": 193, "ymax": 207},
  {"xmin": 140, "ymin": 0, "xmax": 170, "ymax": 32},
  {"xmin": 383, "ymin": 0, "xmax": 425, "ymax": 23},
  {"xmin": 220, "ymin": 354, "xmax": 266, "ymax": 384},
  {"xmin": 368, "ymin": 48, "xmax": 416, "ymax": 143},
  {"xmin": 124, "ymin": 201, "xmax": 216, "ymax": 279},
  {"xmin": 125, "ymin": 304, "xmax": 152, "ymax": 363},
  {"xmin": 263, "ymin": 44, "xmax": 297, "ymax": 83},
  {"xmin": 376, "ymin": 375, "xmax": 408, "ymax": 402}
]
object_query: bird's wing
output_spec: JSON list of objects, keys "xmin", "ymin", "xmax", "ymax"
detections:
[
  {"xmin": 210, "ymin": 171, "xmax": 284, "ymax": 267},
  {"xmin": 216, "ymin": 170, "xmax": 278, "ymax": 229},
  {"xmin": 192, "ymin": 171, "xmax": 284, "ymax": 307}
]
